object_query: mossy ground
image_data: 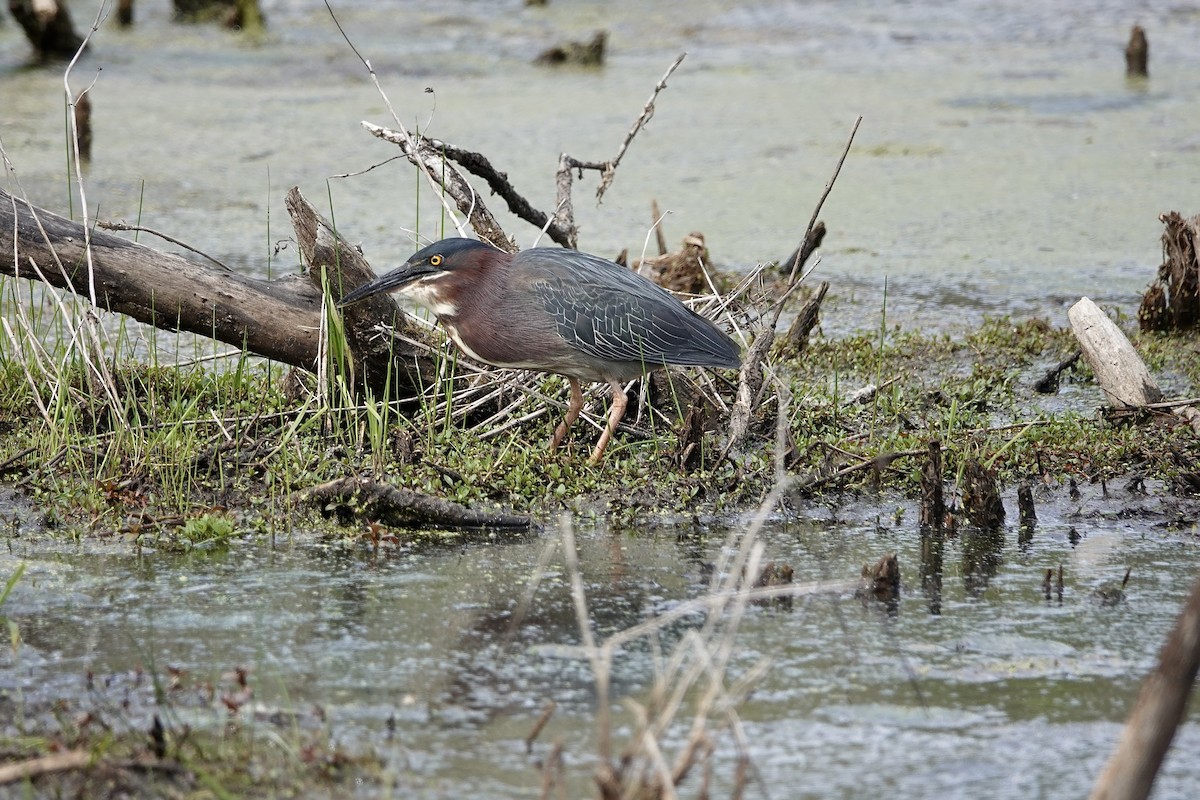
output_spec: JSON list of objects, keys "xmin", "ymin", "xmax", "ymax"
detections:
[{"xmin": 0, "ymin": 312, "xmax": 1195, "ymax": 545}]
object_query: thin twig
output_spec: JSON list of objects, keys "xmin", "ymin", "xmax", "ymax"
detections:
[
  {"xmin": 596, "ymin": 52, "xmax": 687, "ymax": 202},
  {"xmin": 779, "ymin": 115, "xmax": 863, "ymax": 306},
  {"xmin": 324, "ymin": 1, "xmax": 474, "ymax": 242}
]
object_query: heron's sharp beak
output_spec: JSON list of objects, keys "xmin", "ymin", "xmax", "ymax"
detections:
[{"xmin": 338, "ymin": 263, "xmax": 434, "ymax": 307}]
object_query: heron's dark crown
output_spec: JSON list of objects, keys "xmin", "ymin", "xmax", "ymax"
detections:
[{"xmin": 408, "ymin": 238, "xmax": 506, "ymax": 272}]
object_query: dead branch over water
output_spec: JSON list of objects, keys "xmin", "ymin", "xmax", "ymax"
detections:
[{"xmin": 0, "ymin": 185, "xmax": 436, "ymax": 397}]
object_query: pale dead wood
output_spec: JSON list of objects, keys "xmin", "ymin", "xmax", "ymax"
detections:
[
  {"xmin": 362, "ymin": 123, "xmax": 517, "ymax": 253},
  {"xmin": 0, "ymin": 184, "xmax": 436, "ymax": 397},
  {"xmin": 0, "ymin": 749, "xmax": 91, "ymax": 785},
  {"xmin": 1069, "ymin": 297, "xmax": 1162, "ymax": 407},
  {"xmin": 1090, "ymin": 575, "xmax": 1200, "ymax": 800}
]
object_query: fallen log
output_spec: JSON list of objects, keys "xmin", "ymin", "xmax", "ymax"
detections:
[
  {"xmin": 296, "ymin": 476, "xmax": 531, "ymax": 530},
  {"xmin": 0, "ymin": 185, "xmax": 432, "ymax": 396}
]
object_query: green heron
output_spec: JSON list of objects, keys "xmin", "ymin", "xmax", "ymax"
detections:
[{"xmin": 340, "ymin": 237, "xmax": 741, "ymax": 464}]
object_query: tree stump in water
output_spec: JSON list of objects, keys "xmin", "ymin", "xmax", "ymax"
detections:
[
  {"xmin": 535, "ymin": 30, "xmax": 607, "ymax": 66},
  {"xmin": 1125, "ymin": 25, "xmax": 1149, "ymax": 78},
  {"xmin": 919, "ymin": 440, "xmax": 946, "ymax": 529},
  {"xmin": 961, "ymin": 458, "xmax": 1005, "ymax": 530},
  {"xmin": 856, "ymin": 553, "xmax": 900, "ymax": 606},
  {"xmin": 1140, "ymin": 212, "xmax": 1200, "ymax": 333},
  {"xmin": 8, "ymin": 0, "xmax": 84, "ymax": 60}
]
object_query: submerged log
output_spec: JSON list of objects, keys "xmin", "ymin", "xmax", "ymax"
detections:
[
  {"xmin": 0, "ymin": 185, "xmax": 431, "ymax": 397},
  {"xmin": 298, "ymin": 477, "xmax": 531, "ymax": 530}
]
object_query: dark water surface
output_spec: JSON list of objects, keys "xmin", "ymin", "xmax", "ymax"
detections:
[{"xmin": 3, "ymin": 482, "xmax": 1200, "ymax": 797}]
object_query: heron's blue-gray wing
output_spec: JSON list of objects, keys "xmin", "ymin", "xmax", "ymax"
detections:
[{"xmin": 518, "ymin": 248, "xmax": 740, "ymax": 369}]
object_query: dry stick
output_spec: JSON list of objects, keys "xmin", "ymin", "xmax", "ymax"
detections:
[
  {"xmin": 0, "ymin": 750, "xmax": 92, "ymax": 785},
  {"xmin": 422, "ymin": 137, "xmax": 573, "ymax": 248},
  {"xmin": 1090, "ymin": 575, "xmax": 1200, "ymax": 800},
  {"xmin": 362, "ymin": 122, "xmax": 513, "ymax": 251},
  {"xmin": 723, "ymin": 117, "xmax": 862, "ymax": 459},
  {"xmin": 61, "ymin": 8, "xmax": 124, "ymax": 416},
  {"xmin": 651, "ymin": 199, "xmax": 668, "ymax": 255},
  {"xmin": 780, "ymin": 114, "xmax": 863, "ymax": 310},
  {"xmin": 597, "ymin": 52, "xmax": 687, "ymax": 202},
  {"xmin": 525, "ymin": 700, "xmax": 558, "ymax": 753},
  {"xmin": 554, "ymin": 53, "xmax": 688, "ymax": 246},
  {"xmin": 64, "ymin": 4, "xmax": 106, "ymax": 308},
  {"xmin": 538, "ymin": 741, "xmax": 563, "ymax": 800}
]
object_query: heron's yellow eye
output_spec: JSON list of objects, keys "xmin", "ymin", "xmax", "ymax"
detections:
[{"xmin": 430, "ymin": 254, "xmax": 444, "ymax": 267}]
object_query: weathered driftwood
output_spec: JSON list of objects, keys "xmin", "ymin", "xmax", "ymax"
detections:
[
  {"xmin": 1069, "ymin": 297, "xmax": 1162, "ymax": 408},
  {"xmin": 0, "ymin": 185, "xmax": 429, "ymax": 396},
  {"xmin": 1090, "ymin": 574, "xmax": 1200, "ymax": 800},
  {"xmin": 8, "ymin": 0, "xmax": 84, "ymax": 60}
]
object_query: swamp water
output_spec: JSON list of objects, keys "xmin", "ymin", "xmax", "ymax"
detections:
[
  {"xmin": 3, "ymin": 0, "xmax": 1200, "ymax": 796},
  {"xmin": 3, "ymin": 484, "xmax": 1200, "ymax": 797}
]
